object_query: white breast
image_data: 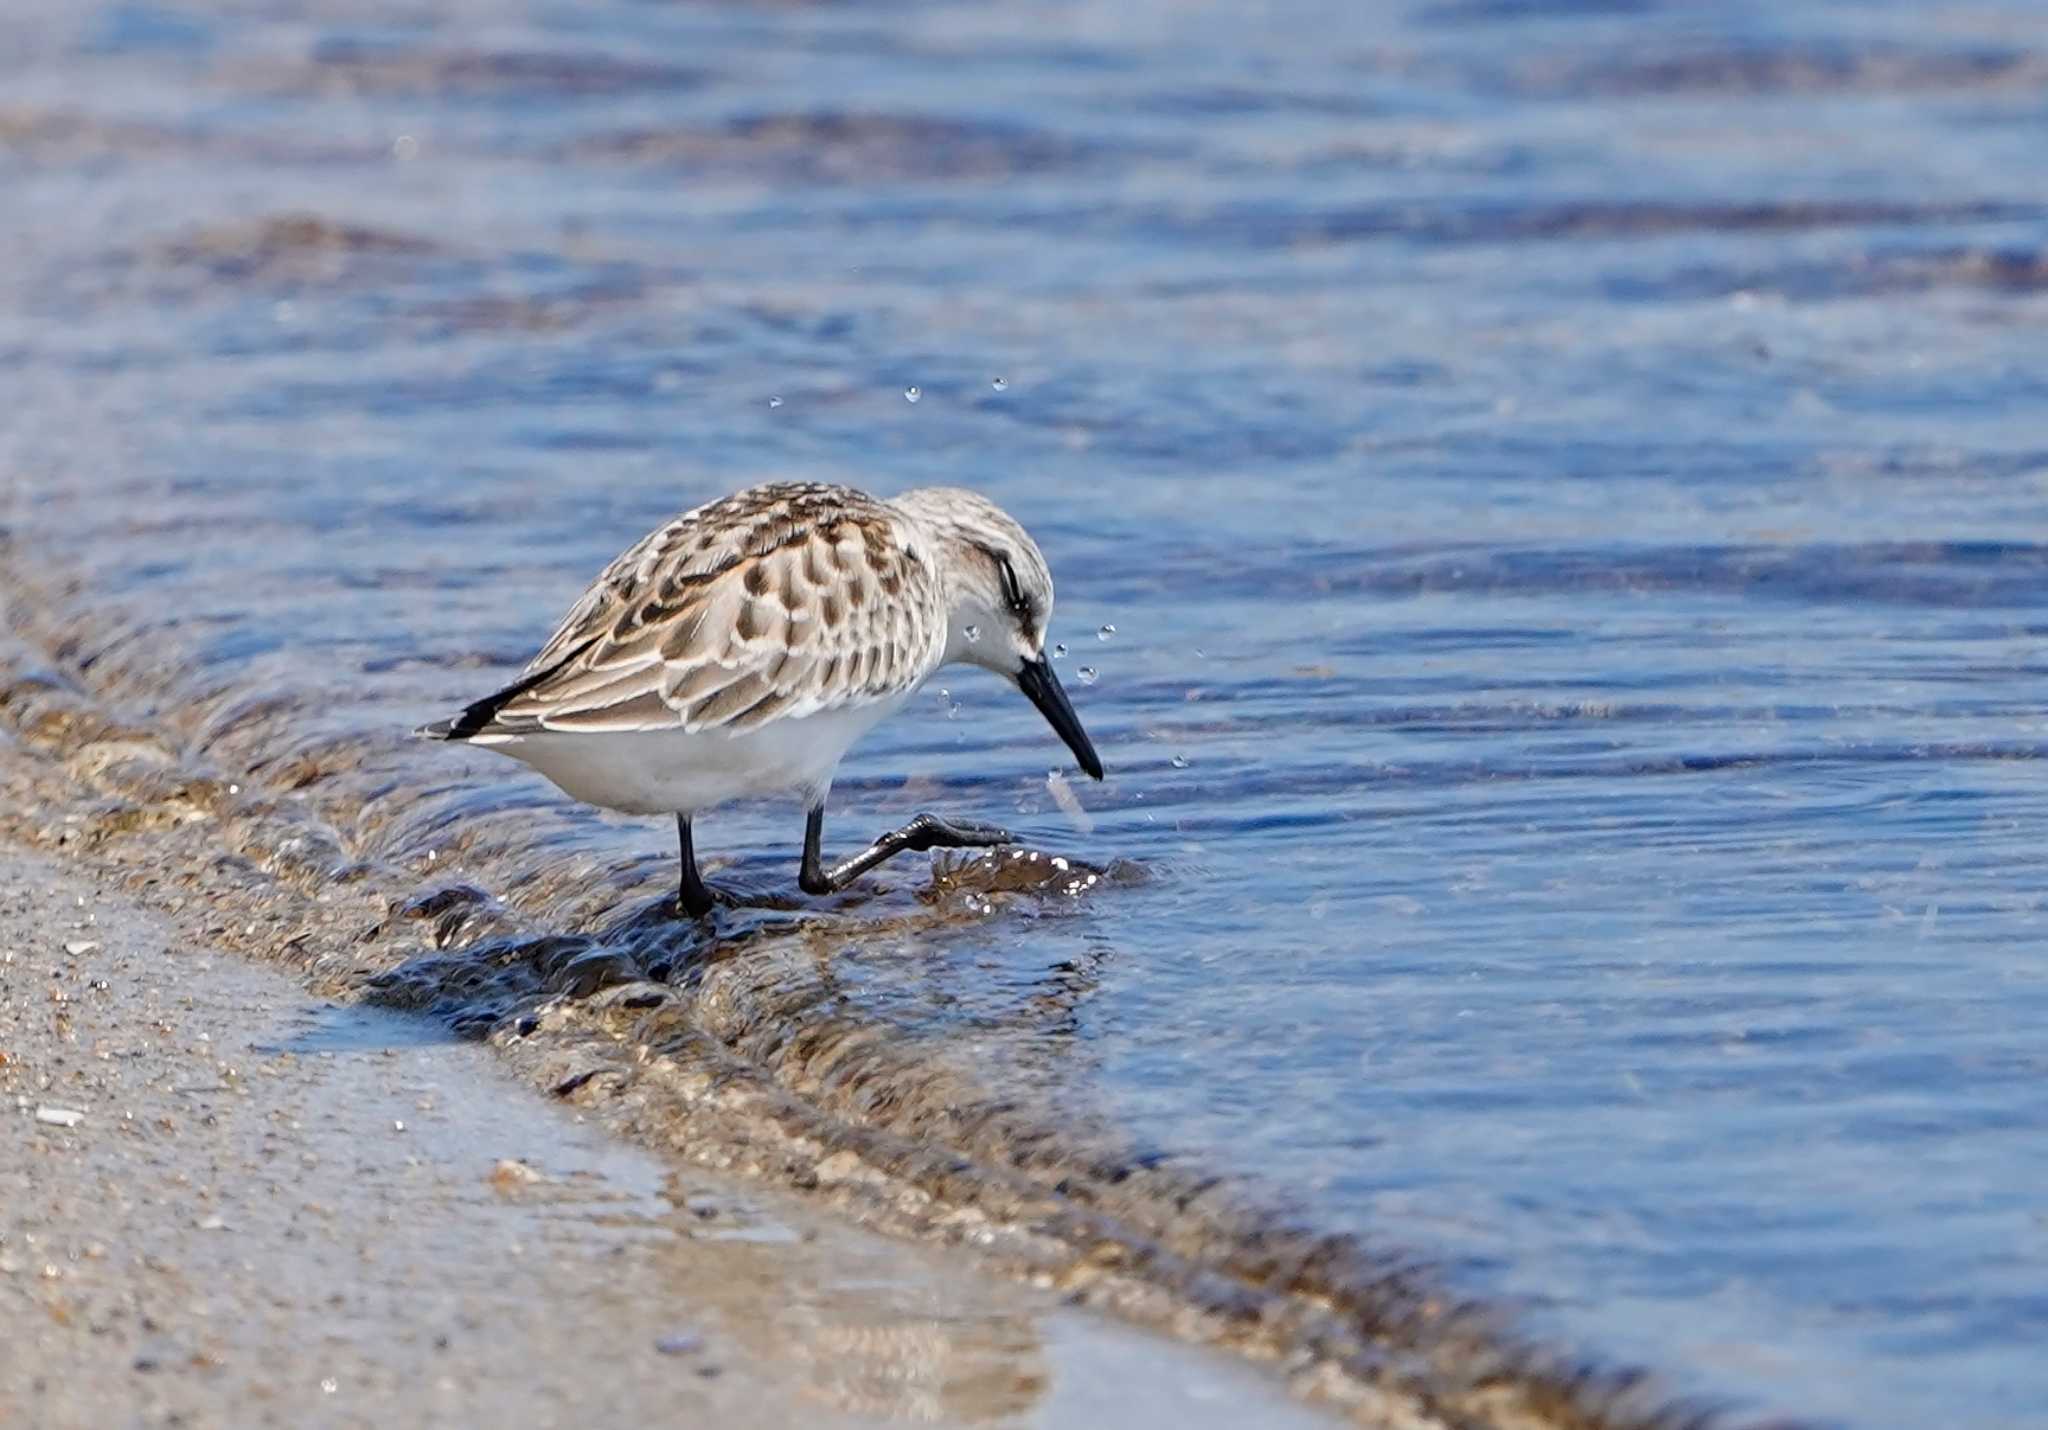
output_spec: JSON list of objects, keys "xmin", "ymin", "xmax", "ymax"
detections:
[{"xmin": 472, "ymin": 693, "xmax": 913, "ymax": 815}]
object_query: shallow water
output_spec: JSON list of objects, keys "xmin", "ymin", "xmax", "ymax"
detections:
[{"xmin": 6, "ymin": 0, "xmax": 2048, "ymax": 1423}]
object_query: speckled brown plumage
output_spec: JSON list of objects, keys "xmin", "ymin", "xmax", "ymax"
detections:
[{"xmin": 473, "ymin": 483, "xmax": 948, "ymax": 737}]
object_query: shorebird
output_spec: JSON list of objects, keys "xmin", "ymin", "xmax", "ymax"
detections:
[{"xmin": 419, "ymin": 482, "xmax": 1104, "ymax": 917}]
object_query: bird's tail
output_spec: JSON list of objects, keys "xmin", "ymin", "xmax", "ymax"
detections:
[{"xmin": 413, "ymin": 638, "xmax": 598, "ymax": 744}]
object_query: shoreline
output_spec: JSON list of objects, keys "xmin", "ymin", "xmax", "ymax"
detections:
[
  {"xmin": 1, "ymin": 838, "xmax": 1329, "ymax": 1429},
  {"xmin": 0, "ymin": 555, "xmax": 1705, "ymax": 1430}
]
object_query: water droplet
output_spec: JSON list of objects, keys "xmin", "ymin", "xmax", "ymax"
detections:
[
  {"xmin": 991, "ymin": 376, "xmax": 1008, "ymax": 391},
  {"xmin": 1052, "ymin": 643, "xmax": 1067, "ymax": 659},
  {"xmin": 964, "ymin": 625, "xmax": 980, "ymax": 642},
  {"xmin": 1078, "ymin": 666, "xmax": 1098, "ymax": 685},
  {"xmin": 904, "ymin": 385, "xmax": 922, "ymax": 404},
  {"xmin": 767, "ymin": 395, "xmax": 783, "ymax": 408},
  {"xmin": 1097, "ymin": 624, "xmax": 1115, "ymax": 640},
  {"xmin": 1171, "ymin": 755, "xmax": 1189, "ymax": 769}
]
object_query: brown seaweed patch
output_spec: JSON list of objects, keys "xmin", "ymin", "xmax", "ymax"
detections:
[
  {"xmin": 571, "ymin": 111, "xmax": 1092, "ymax": 182},
  {"xmin": 923, "ymin": 846, "xmax": 1149, "ymax": 902},
  {"xmin": 1205, "ymin": 198, "xmax": 2030, "ymax": 251},
  {"xmin": 0, "ymin": 107, "xmax": 193, "ymax": 162},
  {"xmin": 1905, "ymin": 247, "xmax": 2048, "ymax": 291},
  {"xmin": 399, "ymin": 279, "xmax": 655, "ymax": 337},
  {"xmin": 149, "ymin": 214, "xmax": 444, "ymax": 289},
  {"xmin": 1614, "ymin": 245, "xmax": 2048, "ymax": 304},
  {"xmin": 1794, "ymin": 244, "xmax": 2048, "ymax": 297},
  {"xmin": 1519, "ymin": 42, "xmax": 2048, "ymax": 98},
  {"xmin": 285, "ymin": 40, "xmax": 710, "ymax": 99},
  {"xmin": 0, "ymin": 106, "xmax": 381, "ymax": 166}
]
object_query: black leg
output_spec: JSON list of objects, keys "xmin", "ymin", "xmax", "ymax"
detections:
[
  {"xmin": 676, "ymin": 813, "xmax": 716, "ymax": 919},
  {"xmin": 798, "ymin": 803, "xmax": 1013, "ymax": 897}
]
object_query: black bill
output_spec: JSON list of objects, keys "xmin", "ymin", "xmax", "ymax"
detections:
[{"xmin": 1016, "ymin": 654, "xmax": 1104, "ymax": 780}]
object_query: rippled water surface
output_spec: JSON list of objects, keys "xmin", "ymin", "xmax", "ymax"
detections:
[{"xmin": 7, "ymin": 1, "xmax": 2048, "ymax": 1423}]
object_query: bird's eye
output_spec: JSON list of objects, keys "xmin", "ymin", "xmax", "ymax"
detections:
[{"xmin": 997, "ymin": 557, "xmax": 1030, "ymax": 618}]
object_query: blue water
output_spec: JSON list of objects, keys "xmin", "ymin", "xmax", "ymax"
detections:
[{"xmin": 6, "ymin": 0, "xmax": 2048, "ymax": 1423}]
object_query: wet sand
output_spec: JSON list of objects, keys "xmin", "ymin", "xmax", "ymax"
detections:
[{"xmin": 0, "ymin": 840, "xmax": 1333, "ymax": 1430}]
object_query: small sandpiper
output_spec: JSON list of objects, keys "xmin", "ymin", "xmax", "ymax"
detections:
[{"xmin": 419, "ymin": 482, "xmax": 1104, "ymax": 916}]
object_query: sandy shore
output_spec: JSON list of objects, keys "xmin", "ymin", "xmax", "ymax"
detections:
[{"xmin": 0, "ymin": 842, "xmax": 1329, "ymax": 1429}]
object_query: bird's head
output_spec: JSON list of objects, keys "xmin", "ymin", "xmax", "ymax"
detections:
[{"xmin": 892, "ymin": 486, "xmax": 1103, "ymax": 781}]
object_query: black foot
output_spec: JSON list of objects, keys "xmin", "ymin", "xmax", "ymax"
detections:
[
  {"xmin": 799, "ymin": 809, "xmax": 1015, "ymax": 897},
  {"xmin": 897, "ymin": 812, "xmax": 1014, "ymax": 852},
  {"xmin": 678, "ymin": 884, "xmax": 750, "ymax": 921}
]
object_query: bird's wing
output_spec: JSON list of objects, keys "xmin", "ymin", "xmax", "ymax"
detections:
[{"xmin": 453, "ymin": 484, "xmax": 942, "ymax": 739}]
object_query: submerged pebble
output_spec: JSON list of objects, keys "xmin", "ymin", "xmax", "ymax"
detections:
[{"xmin": 490, "ymin": 1158, "xmax": 545, "ymax": 1190}]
